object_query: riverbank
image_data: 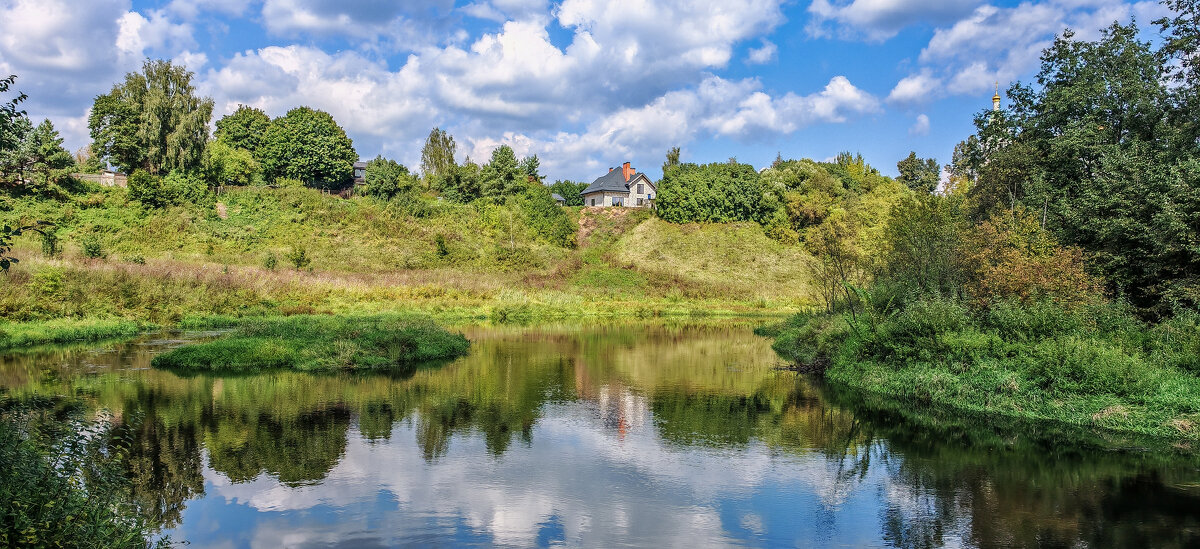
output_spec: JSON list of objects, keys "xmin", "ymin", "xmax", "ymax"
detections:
[
  {"xmin": 763, "ymin": 299, "xmax": 1200, "ymax": 443},
  {"xmin": 0, "ymin": 185, "xmax": 813, "ymax": 349}
]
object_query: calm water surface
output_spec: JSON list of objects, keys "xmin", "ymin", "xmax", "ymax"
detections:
[{"xmin": 1, "ymin": 322, "xmax": 1198, "ymax": 548}]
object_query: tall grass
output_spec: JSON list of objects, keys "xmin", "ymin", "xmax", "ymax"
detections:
[{"xmin": 0, "ymin": 318, "xmax": 151, "ymax": 350}]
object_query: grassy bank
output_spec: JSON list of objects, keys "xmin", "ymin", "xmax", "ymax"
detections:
[
  {"xmin": 764, "ymin": 299, "xmax": 1200, "ymax": 443},
  {"xmin": 0, "ymin": 318, "xmax": 153, "ymax": 350},
  {"xmin": 151, "ymin": 315, "xmax": 470, "ymax": 374},
  {"xmin": 0, "ymin": 185, "xmax": 812, "ymax": 350}
]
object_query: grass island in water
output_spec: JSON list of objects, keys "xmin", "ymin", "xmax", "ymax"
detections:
[{"xmin": 151, "ymin": 315, "xmax": 470, "ymax": 374}]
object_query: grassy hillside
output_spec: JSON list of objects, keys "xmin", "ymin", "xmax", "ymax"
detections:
[
  {"xmin": 0, "ymin": 185, "xmax": 816, "ymax": 340},
  {"xmin": 614, "ymin": 217, "xmax": 812, "ymax": 302}
]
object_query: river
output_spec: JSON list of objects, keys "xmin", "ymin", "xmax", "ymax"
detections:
[{"xmin": 1, "ymin": 321, "xmax": 1197, "ymax": 547}]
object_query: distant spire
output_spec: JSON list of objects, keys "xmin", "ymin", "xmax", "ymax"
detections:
[{"xmin": 992, "ymin": 81, "xmax": 1001, "ymax": 112}]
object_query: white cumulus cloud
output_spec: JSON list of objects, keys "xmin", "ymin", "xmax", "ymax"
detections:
[{"xmin": 909, "ymin": 113, "xmax": 930, "ymax": 135}]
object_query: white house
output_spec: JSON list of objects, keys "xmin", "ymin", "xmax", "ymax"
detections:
[{"xmin": 581, "ymin": 162, "xmax": 655, "ymax": 207}]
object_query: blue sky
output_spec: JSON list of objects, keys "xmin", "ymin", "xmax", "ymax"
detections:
[{"xmin": 0, "ymin": 0, "xmax": 1171, "ymax": 182}]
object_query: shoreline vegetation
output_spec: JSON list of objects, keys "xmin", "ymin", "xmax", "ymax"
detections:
[
  {"xmin": 760, "ymin": 300, "xmax": 1200, "ymax": 443},
  {"xmin": 151, "ymin": 315, "xmax": 471, "ymax": 374}
]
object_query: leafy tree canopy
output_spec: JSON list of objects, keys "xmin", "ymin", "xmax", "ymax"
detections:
[
  {"xmin": 258, "ymin": 107, "xmax": 357, "ymax": 189},
  {"xmin": 896, "ymin": 151, "xmax": 940, "ymax": 194},
  {"xmin": 548, "ymin": 180, "xmax": 587, "ymax": 206},
  {"xmin": 419, "ymin": 127, "xmax": 456, "ymax": 183},
  {"xmin": 88, "ymin": 59, "xmax": 213, "ymax": 175},
  {"xmin": 215, "ymin": 105, "xmax": 271, "ymax": 154},
  {"xmin": 961, "ymin": 20, "xmax": 1200, "ymax": 315},
  {"xmin": 361, "ymin": 155, "xmax": 418, "ymax": 200},
  {"xmin": 655, "ymin": 161, "xmax": 771, "ymax": 224}
]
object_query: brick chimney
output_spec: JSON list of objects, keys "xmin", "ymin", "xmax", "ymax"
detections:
[{"xmin": 622, "ymin": 162, "xmax": 632, "ymax": 182}]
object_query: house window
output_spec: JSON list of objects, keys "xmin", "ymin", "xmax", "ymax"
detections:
[
  {"xmin": 637, "ymin": 198, "xmax": 643, "ymax": 206},
  {"xmin": 611, "ymin": 197, "xmax": 623, "ymax": 206},
  {"xmin": 637, "ymin": 183, "xmax": 644, "ymax": 194},
  {"xmin": 590, "ymin": 198, "xmax": 596, "ymax": 206}
]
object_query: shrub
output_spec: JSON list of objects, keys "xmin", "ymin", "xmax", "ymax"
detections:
[
  {"xmin": 286, "ymin": 246, "xmax": 310, "ymax": 269},
  {"xmin": 40, "ymin": 231, "xmax": 59, "ymax": 257},
  {"xmin": 983, "ymin": 299, "xmax": 1082, "ymax": 342},
  {"xmin": 873, "ymin": 298, "xmax": 971, "ymax": 360},
  {"xmin": 518, "ymin": 185, "xmax": 576, "ymax": 248},
  {"xmin": 963, "ymin": 210, "xmax": 1099, "ymax": 306},
  {"xmin": 263, "ymin": 252, "xmax": 278, "ymax": 270},
  {"xmin": 127, "ymin": 169, "xmax": 211, "ymax": 208},
  {"xmin": 1150, "ymin": 310, "xmax": 1200, "ymax": 374},
  {"xmin": 1024, "ymin": 337, "xmax": 1150, "ymax": 396},
  {"xmin": 79, "ymin": 234, "xmax": 106, "ymax": 259},
  {"xmin": 361, "ymin": 156, "xmax": 419, "ymax": 200},
  {"xmin": 435, "ymin": 234, "xmax": 449, "ymax": 258}
]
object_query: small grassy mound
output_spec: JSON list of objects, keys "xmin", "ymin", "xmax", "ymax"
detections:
[{"xmin": 152, "ymin": 315, "xmax": 470, "ymax": 374}]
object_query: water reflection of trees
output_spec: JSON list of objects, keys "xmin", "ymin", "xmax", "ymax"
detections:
[
  {"xmin": 3, "ymin": 326, "xmax": 1199, "ymax": 546},
  {"xmin": 838, "ymin": 393, "xmax": 1200, "ymax": 548}
]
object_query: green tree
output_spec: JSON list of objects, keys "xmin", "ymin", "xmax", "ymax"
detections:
[
  {"xmin": 419, "ymin": 127, "xmax": 456, "ymax": 184},
  {"xmin": 88, "ymin": 59, "xmax": 213, "ymax": 175},
  {"xmin": 655, "ymin": 161, "xmax": 771, "ymax": 224},
  {"xmin": 204, "ymin": 140, "xmax": 259, "ymax": 186},
  {"xmin": 438, "ymin": 160, "xmax": 482, "ymax": 203},
  {"xmin": 548, "ymin": 180, "xmax": 587, "ymax": 206},
  {"xmin": 0, "ymin": 75, "xmax": 28, "ymax": 182},
  {"xmin": 214, "ymin": 105, "xmax": 271, "ymax": 154},
  {"xmin": 258, "ymin": 107, "xmax": 358, "ymax": 189},
  {"xmin": 480, "ymin": 145, "xmax": 523, "ymax": 198},
  {"xmin": 663, "ymin": 146, "xmax": 681, "ymax": 176},
  {"xmin": 962, "ymin": 21, "xmax": 1195, "ymax": 314},
  {"xmin": 896, "ymin": 151, "xmax": 940, "ymax": 194},
  {"xmin": 518, "ymin": 154, "xmax": 542, "ymax": 183},
  {"xmin": 517, "ymin": 184, "xmax": 576, "ymax": 247},
  {"xmin": 361, "ymin": 155, "xmax": 418, "ymax": 200}
]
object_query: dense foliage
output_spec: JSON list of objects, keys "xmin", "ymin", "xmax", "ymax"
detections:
[
  {"xmin": 549, "ymin": 180, "xmax": 587, "ymax": 206},
  {"xmin": 88, "ymin": 60, "xmax": 213, "ymax": 175},
  {"xmin": 655, "ymin": 161, "xmax": 772, "ymax": 224},
  {"xmin": 258, "ymin": 107, "xmax": 358, "ymax": 188},
  {"xmin": 361, "ymin": 156, "xmax": 419, "ymax": 200},
  {"xmin": 420, "ymin": 127, "xmax": 456, "ymax": 184},
  {"xmin": 959, "ymin": 20, "xmax": 1200, "ymax": 316},
  {"xmin": 0, "ymin": 398, "xmax": 164, "ymax": 547},
  {"xmin": 214, "ymin": 105, "xmax": 271, "ymax": 155}
]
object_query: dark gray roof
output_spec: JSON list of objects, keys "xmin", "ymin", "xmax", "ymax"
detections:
[
  {"xmin": 551, "ymin": 193, "xmax": 565, "ymax": 201},
  {"xmin": 353, "ymin": 161, "xmax": 368, "ymax": 169},
  {"xmin": 582, "ymin": 169, "xmax": 648, "ymax": 195}
]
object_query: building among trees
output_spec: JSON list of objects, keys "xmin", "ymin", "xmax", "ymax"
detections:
[{"xmin": 581, "ymin": 162, "xmax": 655, "ymax": 207}]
